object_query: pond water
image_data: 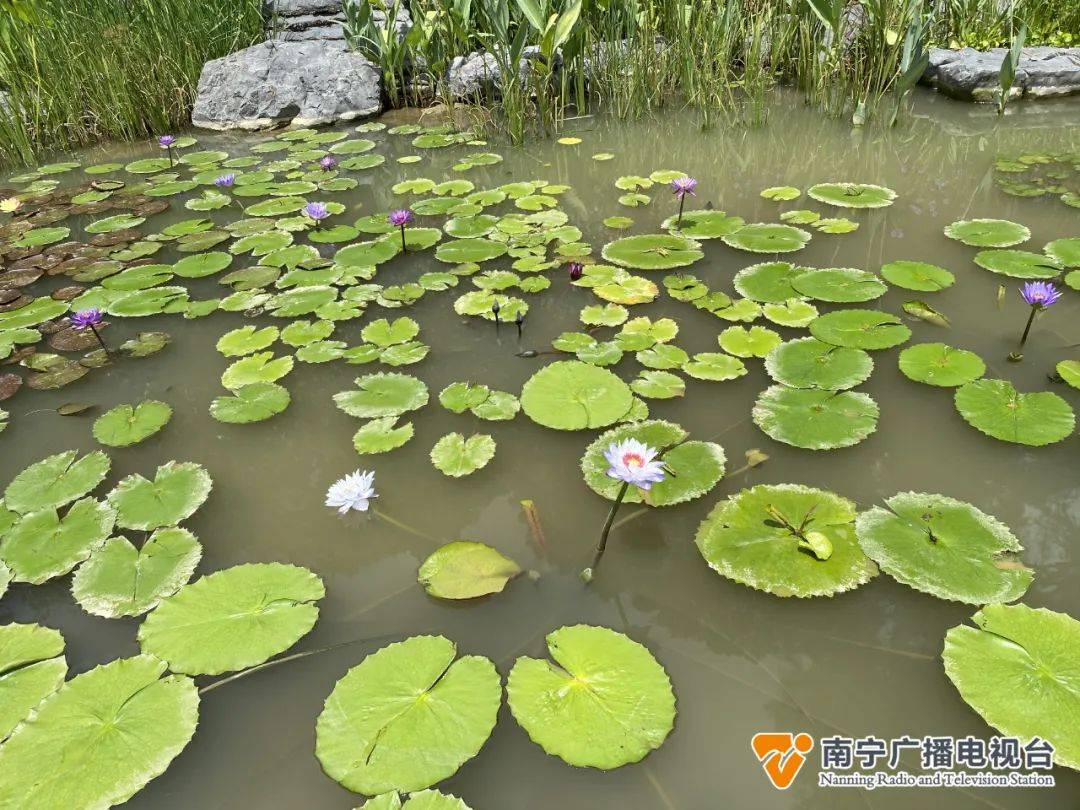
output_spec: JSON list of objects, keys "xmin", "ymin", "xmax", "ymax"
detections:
[{"xmin": 2, "ymin": 90, "xmax": 1079, "ymax": 809}]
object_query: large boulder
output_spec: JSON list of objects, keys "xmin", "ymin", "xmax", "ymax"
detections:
[
  {"xmin": 192, "ymin": 40, "xmax": 381, "ymax": 130},
  {"xmin": 923, "ymin": 46, "xmax": 1080, "ymax": 102}
]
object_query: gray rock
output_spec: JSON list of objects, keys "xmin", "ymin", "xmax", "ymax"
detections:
[
  {"xmin": 264, "ymin": 0, "xmax": 411, "ymax": 41},
  {"xmin": 923, "ymin": 46, "xmax": 1080, "ymax": 101},
  {"xmin": 192, "ymin": 40, "xmax": 381, "ymax": 131},
  {"xmin": 278, "ymin": 23, "xmax": 346, "ymax": 41},
  {"xmin": 444, "ymin": 47, "xmax": 561, "ymax": 100}
]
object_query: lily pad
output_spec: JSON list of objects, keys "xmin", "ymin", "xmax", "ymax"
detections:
[
  {"xmin": 718, "ymin": 325, "xmax": 781, "ymax": 358},
  {"xmin": 764, "ymin": 338, "xmax": 873, "ymax": 390},
  {"xmin": 695, "ymin": 484, "xmax": 877, "ymax": 597},
  {"xmin": 898, "ymin": 343, "xmax": 985, "ymax": 387},
  {"xmin": 4, "ymin": 450, "xmax": 110, "ymax": 514},
  {"xmin": 362, "ymin": 317, "xmax": 419, "ymax": 347},
  {"xmin": 733, "ymin": 262, "xmax": 801, "ymax": 302},
  {"xmin": 791, "ymin": 267, "xmax": 887, "ymax": 303},
  {"xmin": 1045, "ymin": 237, "xmax": 1080, "ymax": 268},
  {"xmin": 0, "ymin": 655, "xmax": 198, "ymax": 809},
  {"xmin": 943, "ymin": 604, "xmax": 1080, "ymax": 770},
  {"xmin": 430, "ymin": 433, "xmax": 496, "ymax": 477},
  {"xmin": 221, "ymin": 352, "xmax": 294, "ymax": 390},
  {"xmin": 92, "ymin": 400, "xmax": 172, "ymax": 447},
  {"xmin": 521, "ymin": 361, "xmax": 633, "ymax": 431},
  {"xmin": 809, "ymin": 309, "xmax": 911, "ymax": 350},
  {"xmin": 138, "ymin": 562, "xmax": 323, "ymax": 675},
  {"xmin": 0, "ymin": 498, "xmax": 115, "ymax": 584},
  {"xmin": 210, "ymin": 382, "xmax": 290, "ymax": 423},
  {"xmin": 807, "ymin": 182, "xmax": 896, "ymax": 208},
  {"xmin": 0, "ymin": 623, "xmax": 67, "ymax": 740},
  {"xmin": 944, "ymin": 219, "xmax": 1030, "ymax": 248},
  {"xmin": 631, "ymin": 369, "xmax": 685, "ymax": 399},
  {"xmin": 973, "ymin": 249, "xmax": 1062, "ymax": 279},
  {"xmin": 601, "ymin": 234, "xmax": 704, "ymax": 270},
  {"xmin": 760, "ymin": 186, "xmax": 801, "ymax": 201},
  {"xmin": 855, "ymin": 492, "xmax": 1031, "ymax": 604},
  {"xmin": 85, "ymin": 213, "xmax": 145, "ymax": 234},
  {"xmin": 722, "ymin": 223, "xmax": 811, "ymax": 254},
  {"xmin": 682, "ymin": 353, "xmax": 747, "ymax": 381},
  {"xmin": 507, "ymin": 625, "xmax": 675, "ymax": 769},
  {"xmin": 881, "ymin": 260, "xmax": 955, "ymax": 291},
  {"xmin": 661, "ymin": 210, "xmax": 744, "ymax": 239},
  {"xmin": 418, "ymin": 541, "xmax": 521, "ymax": 599},
  {"xmin": 107, "ymin": 461, "xmax": 212, "ymax": 531},
  {"xmin": 353, "ymin": 416, "xmax": 414, "ymax": 454},
  {"xmin": 753, "ymin": 385, "xmax": 879, "ymax": 450},
  {"xmin": 334, "ymin": 373, "xmax": 429, "ymax": 418},
  {"xmin": 71, "ymin": 528, "xmax": 202, "ymax": 617},
  {"xmin": 216, "ymin": 325, "xmax": 280, "ymax": 357},
  {"xmin": 954, "ymin": 379, "xmax": 1074, "ymax": 446},
  {"xmin": 315, "ymin": 635, "xmax": 500, "ymax": 795}
]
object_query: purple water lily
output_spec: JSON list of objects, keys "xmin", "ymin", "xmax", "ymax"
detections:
[
  {"xmin": 567, "ymin": 261, "xmax": 584, "ymax": 281},
  {"xmin": 214, "ymin": 173, "xmax": 235, "ymax": 188},
  {"xmin": 389, "ymin": 208, "xmax": 414, "ymax": 251},
  {"xmin": 71, "ymin": 309, "xmax": 111, "ymax": 356},
  {"xmin": 584, "ymin": 439, "xmax": 667, "ymax": 583},
  {"xmin": 670, "ymin": 176, "xmax": 697, "ymax": 228},
  {"xmin": 319, "ymin": 155, "xmax": 338, "ymax": 170},
  {"xmin": 1011, "ymin": 282, "xmax": 1062, "ymax": 361},
  {"xmin": 304, "ymin": 201, "xmax": 330, "ymax": 226}
]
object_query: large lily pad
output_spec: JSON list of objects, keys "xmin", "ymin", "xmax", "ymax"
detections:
[
  {"xmin": 881, "ymin": 260, "xmax": 955, "ymax": 291},
  {"xmin": 507, "ymin": 625, "xmax": 675, "ymax": 769},
  {"xmin": 695, "ymin": 484, "xmax": 878, "ymax": 597},
  {"xmin": 0, "ymin": 655, "xmax": 198, "ymax": 809},
  {"xmin": 943, "ymin": 604, "xmax": 1080, "ymax": 770},
  {"xmin": 71, "ymin": 528, "xmax": 202, "ymax": 618},
  {"xmin": 107, "ymin": 461, "xmax": 212, "ymax": 531},
  {"xmin": 580, "ymin": 420, "xmax": 725, "ymax": 506},
  {"xmin": 973, "ymin": 249, "xmax": 1062, "ymax": 279},
  {"xmin": 221, "ymin": 352, "xmax": 294, "ymax": 390},
  {"xmin": 417, "ymin": 541, "xmax": 521, "ymax": 600},
  {"xmin": 216, "ymin": 325, "xmax": 280, "ymax": 357},
  {"xmin": 807, "ymin": 182, "xmax": 896, "ymax": 208},
  {"xmin": 752, "ymin": 386, "xmax": 879, "ymax": 450},
  {"xmin": 856, "ymin": 492, "xmax": 1031, "ymax": 604},
  {"xmin": 661, "ymin": 210, "xmax": 744, "ymax": 238},
  {"xmin": 0, "ymin": 498, "xmax": 115, "ymax": 584},
  {"xmin": 334, "ymin": 373, "xmax": 429, "ymax": 418},
  {"xmin": 809, "ymin": 309, "xmax": 911, "ymax": 350},
  {"xmin": 430, "ymin": 433, "xmax": 496, "ymax": 477},
  {"xmin": 138, "ymin": 562, "xmax": 323, "ymax": 675},
  {"xmin": 944, "ymin": 219, "xmax": 1030, "ymax": 248},
  {"xmin": 0, "ymin": 623, "xmax": 67, "ymax": 740},
  {"xmin": 315, "ymin": 635, "xmax": 500, "ymax": 795},
  {"xmin": 954, "ymin": 379, "xmax": 1074, "ymax": 446},
  {"xmin": 898, "ymin": 343, "xmax": 985, "ymax": 387},
  {"xmin": 791, "ymin": 268, "xmax": 887, "ymax": 303},
  {"xmin": 733, "ymin": 262, "xmax": 801, "ymax": 302},
  {"xmin": 521, "ymin": 361, "xmax": 633, "ymax": 431},
  {"xmin": 722, "ymin": 223, "xmax": 811, "ymax": 254},
  {"xmin": 92, "ymin": 401, "xmax": 172, "ymax": 447},
  {"xmin": 4, "ymin": 450, "xmax": 110, "ymax": 514},
  {"xmin": 764, "ymin": 338, "xmax": 873, "ymax": 390},
  {"xmin": 210, "ymin": 382, "xmax": 290, "ymax": 423}
]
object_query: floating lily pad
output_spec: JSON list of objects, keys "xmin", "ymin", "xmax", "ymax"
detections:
[
  {"xmin": 733, "ymin": 262, "xmax": 801, "ymax": 302},
  {"xmin": 661, "ymin": 210, "xmax": 744, "ymax": 239},
  {"xmin": 107, "ymin": 461, "xmax": 212, "ymax": 531},
  {"xmin": 360, "ymin": 791, "xmax": 472, "ymax": 810},
  {"xmin": 139, "ymin": 563, "xmax": 323, "ymax": 676},
  {"xmin": 315, "ymin": 635, "xmax": 500, "ymax": 795},
  {"xmin": 216, "ymin": 325, "xmax": 280, "ymax": 357},
  {"xmin": 92, "ymin": 400, "xmax": 172, "ymax": 447},
  {"xmin": 722, "ymin": 223, "xmax": 811, "ymax": 254},
  {"xmin": 954, "ymin": 379, "xmax": 1074, "ymax": 446},
  {"xmin": 0, "ymin": 623, "xmax": 66, "ymax": 740},
  {"xmin": 807, "ymin": 182, "xmax": 896, "ymax": 209},
  {"xmin": 602, "ymin": 234, "xmax": 703, "ymax": 270},
  {"xmin": 1057, "ymin": 360, "xmax": 1080, "ymax": 390},
  {"xmin": 881, "ymin": 260, "xmax": 955, "ymax": 291},
  {"xmin": 435, "ymin": 238, "xmax": 506, "ymax": 264},
  {"xmin": 418, "ymin": 541, "xmax": 521, "ymax": 600},
  {"xmin": 631, "ymin": 369, "xmax": 685, "ymax": 399},
  {"xmin": 353, "ymin": 416, "xmax": 414, "ymax": 454},
  {"xmin": 71, "ymin": 528, "xmax": 202, "ymax": 617},
  {"xmin": 430, "ymin": 433, "xmax": 496, "ymax": 477},
  {"xmin": 221, "ymin": 352, "xmax": 294, "ymax": 390},
  {"xmin": 695, "ymin": 484, "xmax": 877, "ymax": 597},
  {"xmin": 472, "ymin": 391, "xmax": 519, "ymax": 421},
  {"xmin": 4, "ymin": 450, "xmax": 110, "ymax": 514},
  {"xmin": 0, "ymin": 498, "xmax": 115, "ymax": 584},
  {"xmin": 85, "ymin": 213, "xmax": 145, "ymax": 234},
  {"xmin": 334, "ymin": 372, "xmax": 429, "ymax": 418},
  {"xmin": 682, "ymin": 352, "xmax": 747, "ymax": 381},
  {"xmin": 973, "ymin": 249, "xmax": 1062, "ymax": 279},
  {"xmin": 764, "ymin": 338, "xmax": 873, "ymax": 390},
  {"xmin": 521, "ymin": 361, "xmax": 633, "ymax": 431},
  {"xmin": 210, "ymin": 382, "xmax": 290, "ymax": 423},
  {"xmin": 898, "ymin": 343, "xmax": 985, "ymax": 387},
  {"xmin": 856, "ymin": 492, "xmax": 1031, "ymax": 604},
  {"xmin": 580, "ymin": 420, "xmax": 725, "ymax": 506},
  {"xmin": 944, "ymin": 219, "xmax": 1030, "ymax": 248},
  {"xmin": 791, "ymin": 267, "xmax": 887, "ymax": 303},
  {"xmin": 0, "ymin": 655, "xmax": 198, "ymax": 809},
  {"xmin": 13, "ymin": 227, "xmax": 69, "ymax": 247},
  {"xmin": 943, "ymin": 604, "xmax": 1080, "ymax": 770},
  {"xmin": 760, "ymin": 186, "xmax": 801, "ymax": 201},
  {"xmin": 362, "ymin": 317, "xmax": 419, "ymax": 347},
  {"xmin": 507, "ymin": 625, "xmax": 675, "ymax": 769},
  {"xmin": 717, "ymin": 326, "xmax": 782, "ymax": 358},
  {"xmin": 1045, "ymin": 237, "xmax": 1080, "ymax": 268},
  {"xmin": 753, "ymin": 385, "xmax": 879, "ymax": 450},
  {"xmin": 809, "ymin": 309, "xmax": 911, "ymax": 350},
  {"xmin": 814, "ymin": 217, "xmax": 858, "ymax": 234}
]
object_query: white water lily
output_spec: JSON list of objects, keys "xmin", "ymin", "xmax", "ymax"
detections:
[{"xmin": 325, "ymin": 470, "xmax": 377, "ymax": 514}]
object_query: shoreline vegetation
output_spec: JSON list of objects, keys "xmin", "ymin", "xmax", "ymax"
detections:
[{"xmin": 1, "ymin": 0, "xmax": 1078, "ymax": 165}]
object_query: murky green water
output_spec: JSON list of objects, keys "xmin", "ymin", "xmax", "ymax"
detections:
[{"xmin": 2, "ymin": 90, "xmax": 1080, "ymax": 808}]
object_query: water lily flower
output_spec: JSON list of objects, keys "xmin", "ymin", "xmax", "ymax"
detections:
[
  {"xmin": 670, "ymin": 176, "xmax": 697, "ymax": 228},
  {"xmin": 304, "ymin": 201, "xmax": 330, "ymax": 226},
  {"xmin": 567, "ymin": 261, "xmax": 584, "ymax": 281},
  {"xmin": 214, "ymin": 173, "xmax": 235, "ymax": 188},
  {"xmin": 584, "ymin": 439, "xmax": 667, "ymax": 583},
  {"xmin": 158, "ymin": 134, "xmax": 177, "ymax": 167},
  {"xmin": 0, "ymin": 197, "xmax": 21, "ymax": 213},
  {"xmin": 389, "ymin": 208, "xmax": 414, "ymax": 251},
  {"xmin": 515, "ymin": 310, "xmax": 525, "ymax": 337},
  {"xmin": 325, "ymin": 470, "xmax": 377, "ymax": 514},
  {"xmin": 491, "ymin": 299, "xmax": 501, "ymax": 327},
  {"xmin": 1010, "ymin": 281, "xmax": 1062, "ymax": 361},
  {"xmin": 319, "ymin": 155, "xmax": 338, "ymax": 170},
  {"xmin": 71, "ymin": 309, "xmax": 111, "ymax": 355}
]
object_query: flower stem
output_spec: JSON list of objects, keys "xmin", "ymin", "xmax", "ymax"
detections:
[
  {"xmin": 583, "ymin": 480, "xmax": 630, "ymax": 583},
  {"xmin": 400, "ymin": 224, "xmax": 407, "ymax": 253},
  {"xmin": 676, "ymin": 195, "xmax": 685, "ymax": 228},
  {"xmin": 373, "ymin": 507, "xmax": 436, "ymax": 542},
  {"xmin": 88, "ymin": 324, "xmax": 112, "ymax": 357},
  {"xmin": 1010, "ymin": 305, "xmax": 1038, "ymax": 361}
]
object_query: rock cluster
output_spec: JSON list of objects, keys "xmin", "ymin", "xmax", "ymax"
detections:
[{"xmin": 923, "ymin": 47, "xmax": 1080, "ymax": 102}]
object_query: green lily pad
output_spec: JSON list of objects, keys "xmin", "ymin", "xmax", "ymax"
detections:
[
  {"xmin": 881, "ymin": 260, "xmax": 955, "ymax": 291},
  {"xmin": 580, "ymin": 303, "xmax": 629, "ymax": 327},
  {"xmin": 631, "ymin": 369, "xmax": 685, "ymax": 399},
  {"xmin": 1045, "ymin": 237, "xmax": 1080, "ymax": 268},
  {"xmin": 221, "ymin": 352, "xmax": 294, "ymax": 390},
  {"xmin": 138, "ymin": 563, "xmax": 323, "ymax": 676},
  {"xmin": 791, "ymin": 267, "xmax": 887, "ymax": 303},
  {"xmin": 601, "ymin": 234, "xmax": 704, "ymax": 270},
  {"xmin": 521, "ymin": 361, "xmax": 633, "ymax": 431},
  {"xmin": 471, "ymin": 391, "xmax": 519, "ymax": 421},
  {"xmin": 580, "ymin": 420, "xmax": 725, "ymax": 506},
  {"xmin": 360, "ymin": 791, "xmax": 471, "ymax": 810},
  {"xmin": 85, "ymin": 213, "xmax": 145, "ymax": 233},
  {"xmin": 315, "ymin": 635, "xmax": 500, "ymax": 795},
  {"xmin": 430, "ymin": 433, "xmax": 496, "ymax": 477},
  {"xmin": 434, "ymin": 238, "xmax": 506, "ymax": 264},
  {"xmin": 362, "ymin": 317, "xmax": 419, "ymax": 347},
  {"xmin": 682, "ymin": 352, "xmax": 747, "ymax": 381},
  {"xmin": 334, "ymin": 372, "xmax": 429, "ymax": 418},
  {"xmin": 0, "ymin": 498, "xmax": 115, "ymax": 584},
  {"xmin": 418, "ymin": 541, "xmax": 521, "ymax": 599},
  {"xmin": 210, "ymin": 382, "xmax": 291, "ymax": 423},
  {"xmin": 0, "ymin": 623, "xmax": 66, "ymax": 740},
  {"xmin": 764, "ymin": 338, "xmax": 873, "ymax": 390},
  {"xmin": 695, "ymin": 484, "xmax": 878, "ymax": 597},
  {"xmin": 814, "ymin": 217, "xmax": 859, "ymax": 234},
  {"xmin": 92, "ymin": 400, "xmax": 172, "ymax": 447},
  {"xmin": 13, "ymin": 227, "xmax": 70, "ymax": 247},
  {"xmin": 71, "ymin": 528, "xmax": 202, "ymax": 617},
  {"xmin": 1056, "ymin": 360, "xmax": 1080, "ymax": 390},
  {"xmin": 353, "ymin": 416, "xmax": 414, "ymax": 454},
  {"xmin": 4, "ymin": 450, "xmax": 110, "ymax": 514},
  {"xmin": 943, "ymin": 604, "xmax": 1080, "ymax": 770},
  {"xmin": 973, "ymin": 250, "xmax": 1062, "ymax": 279},
  {"xmin": 661, "ymin": 210, "xmax": 744, "ymax": 239},
  {"xmin": 733, "ymin": 262, "xmax": 801, "ymax": 302},
  {"xmin": 0, "ymin": 299, "xmax": 69, "ymax": 331},
  {"xmin": 760, "ymin": 186, "xmax": 801, "ymax": 201},
  {"xmin": 753, "ymin": 385, "xmax": 879, "ymax": 450},
  {"xmin": 722, "ymin": 223, "xmax": 811, "ymax": 254},
  {"xmin": 944, "ymin": 219, "xmax": 1030, "ymax": 248},
  {"xmin": 637, "ymin": 344, "xmax": 690, "ymax": 370},
  {"xmin": 216, "ymin": 325, "xmax": 280, "ymax": 357},
  {"xmin": 107, "ymin": 461, "xmax": 212, "ymax": 531},
  {"xmin": 281, "ymin": 319, "xmax": 335, "ymax": 347},
  {"xmin": 954, "ymin": 379, "xmax": 1074, "ymax": 446},
  {"xmin": 717, "ymin": 326, "xmax": 781, "ymax": 358},
  {"xmin": 0, "ymin": 655, "xmax": 198, "ymax": 809},
  {"xmin": 809, "ymin": 309, "xmax": 911, "ymax": 350},
  {"xmin": 807, "ymin": 182, "xmax": 896, "ymax": 208},
  {"xmin": 856, "ymin": 492, "xmax": 1032, "ymax": 604},
  {"xmin": 507, "ymin": 625, "xmax": 675, "ymax": 769},
  {"xmin": 898, "ymin": 343, "xmax": 985, "ymax": 387}
]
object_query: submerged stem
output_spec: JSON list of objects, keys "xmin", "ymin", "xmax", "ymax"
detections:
[
  {"xmin": 372, "ymin": 507, "xmax": 436, "ymax": 542},
  {"xmin": 583, "ymin": 480, "xmax": 630, "ymax": 582}
]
